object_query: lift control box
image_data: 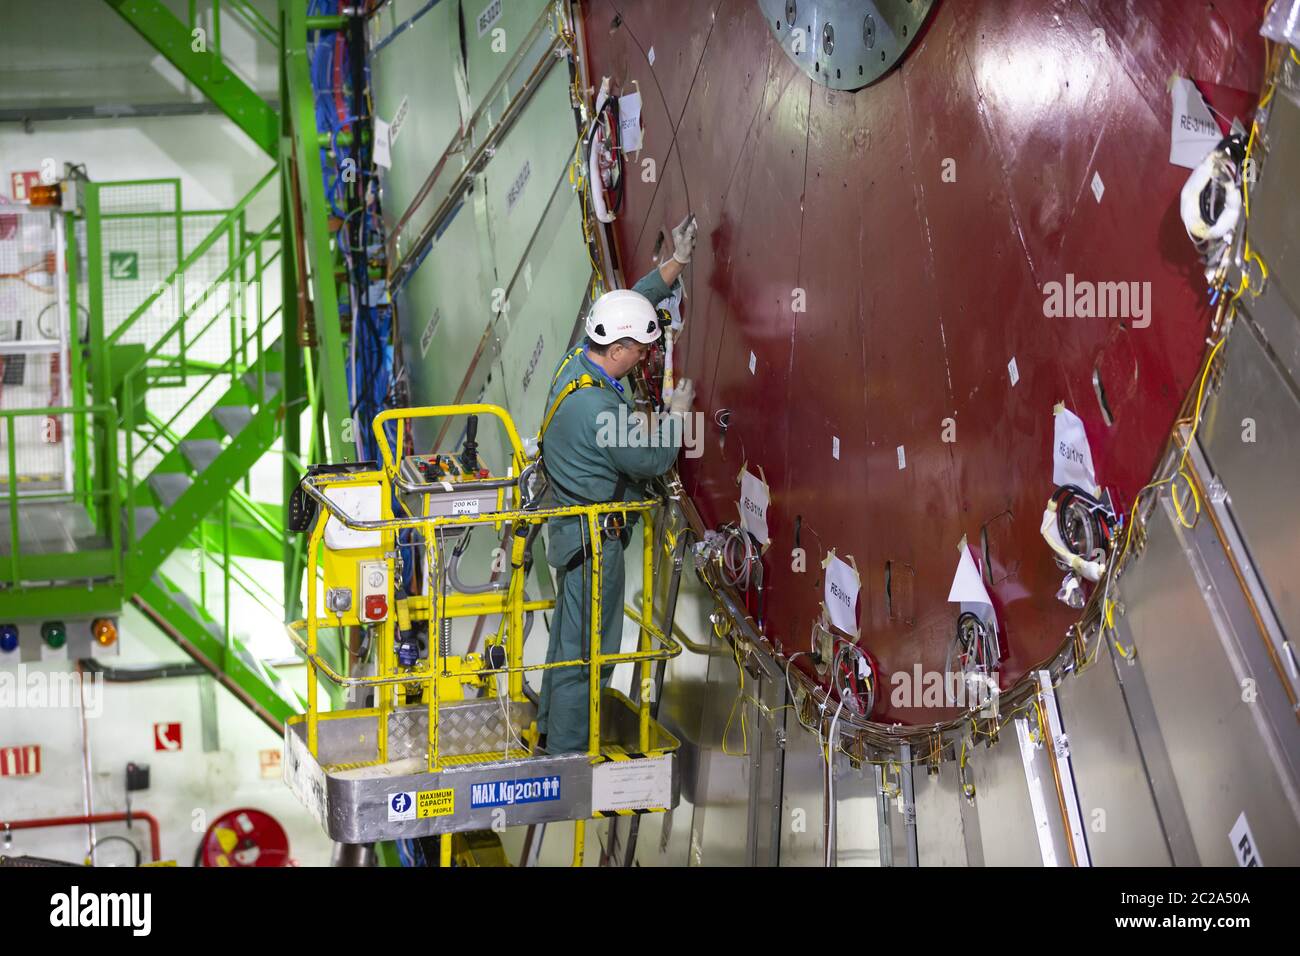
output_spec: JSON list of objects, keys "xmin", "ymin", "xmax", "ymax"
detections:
[{"xmin": 399, "ymin": 454, "xmax": 504, "ymax": 519}]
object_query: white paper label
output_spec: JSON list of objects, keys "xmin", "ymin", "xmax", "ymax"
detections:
[
  {"xmin": 948, "ymin": 542, "xmax": 994, "ymax": 608},
  {"xmin": 592, "ymin": 755, "xmax": 672, "ymax": 811},
  {"xmin": 1052, "ymin": 405, "xmax": 1098, "ymax": 495},
  {"xmin": 323, "ymin": 485, "xmax": 382, "ymax": 550},
  {"xmin": 832, "ymin": 436, "xmax": 840, "ymax": 460},
  {"xmin": 373, "ymin": 118, "xmax": 392, "ymax": 169},
  {"xmin": 618, "ymin": 91, "xmax": 644, "ymax": 152},
  {"xmin": 1169, "ymin": 76, "xmax": 1222, "ymax": 169},
  {"xmin": 506, "ymin": 158, "xmax": 532, "ymax": 215},
  {"xmin": 452, "ymin": 498, "xmax": 481, "ymax": 516},
  {"xmin": 748, "ymin": 351, "xmax": 756, "ymax": 374},
  {"xmin": 1229, "ymin": 811, "xmax": 1263, "ymax": 866},
  {"xmin": 739, "ymin": 467, "xmax": 770, "ymax": 546},
  {"xmin": 823, "ymin": 552, "xmax": 860, "ymax": 635},
  {"xmin": 1008, "ymin": 356, "xmax": 1020, "ymax": 387},
  {"xmin": 420, "ymin": 307, "xmax": 440, "ymax": 358},
  {"xmin": 476, "ymin": 0, "xmax": 502, "ymax": 37},
  {"xmin": 1091, "ymin": 171, "xmax": 1105, "ymax": 203},
  {"xmin": 389, "ymin": 96, "xmax": 410, "ymax": 147},
  {"xmin": 896, "ymin": 445, "xmax": 906, "ymax": 470}
]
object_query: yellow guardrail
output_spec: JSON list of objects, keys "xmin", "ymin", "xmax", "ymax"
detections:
[{"xmin": 296, "ymin": 404, "xmax": 682, "ymax": 771}]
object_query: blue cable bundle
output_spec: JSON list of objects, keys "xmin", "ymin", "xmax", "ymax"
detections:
[{"xmin": 306, "ymin": 0, "xmax": 392, "ymax": 466}]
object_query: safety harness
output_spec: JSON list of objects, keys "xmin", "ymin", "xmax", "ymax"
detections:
[{"xmin": 539, "ymin": 348, "xmax": 633, "ymax": 571}]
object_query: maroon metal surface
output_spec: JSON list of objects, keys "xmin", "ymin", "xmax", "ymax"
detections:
[{"xmin": 581, "ymin": 0, "xmax": 1265, "ymax": 722}]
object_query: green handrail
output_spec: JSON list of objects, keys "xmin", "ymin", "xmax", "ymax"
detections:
[
  {"xmin": 134, "ymin": 307, "xmax": 282, "ymax": 468},
  {"xmin": 225, "ymin": 0, "xmax": 279, "ymax": 46},
  {"xmin": 1, "ymin": 404, "xmax": 121, "ymax": 587},
  {"xmin": 116, "ymin": 215, "xmax": 281, "ymax": 387},
  {"xmin": 106, "ymin": 168, "xmax": 278, "ymax": 348}
]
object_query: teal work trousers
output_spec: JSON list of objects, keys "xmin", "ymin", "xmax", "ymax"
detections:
[{"xmin": 536, "ymin": 538, "xmax": 626, "ymax": 753}]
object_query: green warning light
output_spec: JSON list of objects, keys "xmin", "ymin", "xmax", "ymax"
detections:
[{"xmin": 41, "ymin": 621, "xmax": 67, "ymax": 648}]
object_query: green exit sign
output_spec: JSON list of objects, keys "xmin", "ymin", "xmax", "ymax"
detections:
[{"xmin": 109, "ymin": 251, "xmax": 139, "ymax": 281}]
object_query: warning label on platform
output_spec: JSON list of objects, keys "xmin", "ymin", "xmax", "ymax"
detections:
[
  {"xmin": 592, "ymin": 756, "xmax": 672, "ymax": 812},
  {"xmin": 471, "ymin": 775, "xmax": 561, "ymax": 809},
  {"xmin": 418, "ymin": 788, "xmax": 455, "ymax": 818}
]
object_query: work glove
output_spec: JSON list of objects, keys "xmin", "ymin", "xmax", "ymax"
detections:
[
  {"xmin": 667, "ymin": 377, "xmax": 695, "ymax": 416},
  {"xmin": 671, "ymin": 215, "xmax": 699, "ymax": 264}
]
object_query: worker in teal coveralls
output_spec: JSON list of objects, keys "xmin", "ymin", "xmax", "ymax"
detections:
[{"xmin": 536, "ymin": 215, "xmax": 700, "ymax": 753}]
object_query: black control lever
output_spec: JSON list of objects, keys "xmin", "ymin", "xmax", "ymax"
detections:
[{"xmin": 460, "ymin": 415, "xmax": 480, "ymax": 473}]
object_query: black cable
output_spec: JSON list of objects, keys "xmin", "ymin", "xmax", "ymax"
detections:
[
  {"xmin": 89, "ymin": 834, "xmax": 142, "ymax": 867},
  {"xmin": 78, "ymin": 658, "xmax": 207, "ymax": 682},
  {"xmin": 1051, "ymin": 484, "xmax": 1117, "ymax": 555}
]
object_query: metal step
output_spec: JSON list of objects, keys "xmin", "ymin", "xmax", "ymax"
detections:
[
  {"xmin": 148, "ymin": 472, "xmax": 193, "ymax": 509},
  {"xmin": 212, "ymin": 405, "xmax": 253, "ymax": 438},
  {"xmin": 130, "ymin": 506, "xmax": 160, "ymax": 540},
  {"xmin": 180, "ymin": 439, "xmax": 223, "ymax": 474},
  {"xmin": 241, "ymin": 370, "xmax": 282, "ymax": 402}
]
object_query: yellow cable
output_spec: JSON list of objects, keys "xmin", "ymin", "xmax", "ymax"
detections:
[
  {"xmin": 1170, "ymin": 467, "xmax": 1201, "ymax": 530},
  {"xmin": 721, "ymin": 639, "xmax": 748, "ymax": 756}
]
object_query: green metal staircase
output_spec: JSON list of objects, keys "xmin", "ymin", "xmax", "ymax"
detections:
[
  {"xmin": 103, "ymin": 0, "xmax": 280, "ymax": 158},
  {"xmin": 124, "ymin": 343, "xmax": 284, "ymax": 595},
  {"xmin": 0, "ymin": 1, "xmax": 356, "ymax": 728},
  {"xmin": 134, "ymin": 570, "xmax": 304, "ymax": 731}
]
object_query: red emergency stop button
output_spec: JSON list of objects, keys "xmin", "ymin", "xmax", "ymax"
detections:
[{"xmin": 365, "ymin": 594, "xmax": 388, "ymax": 620}]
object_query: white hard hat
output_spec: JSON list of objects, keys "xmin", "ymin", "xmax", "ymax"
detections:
[{"xmin": 586, "ymin": 289, "xmax": 661, "ymax": 345}]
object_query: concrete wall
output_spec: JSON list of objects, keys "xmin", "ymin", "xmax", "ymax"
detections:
[{"xmin": 2, "ymin": 604, "xmax": 332, "ymax": 866}]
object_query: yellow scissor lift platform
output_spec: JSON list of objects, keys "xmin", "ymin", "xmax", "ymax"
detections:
[{"xmin": 283, "ymin": 405, "xmax": 682, "ymax": 855}]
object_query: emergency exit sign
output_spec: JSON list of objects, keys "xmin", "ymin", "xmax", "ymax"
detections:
[
  {"xmin": 9, "ymin": 171, "xmax": 40, "ymax": 202},
  {"xmin": 0, "ymin": 745, "xmax": 42, "ymax": 776},
  {"xmin": 109, "ymin": 251, "xmax": 139, "ymax": 280}
]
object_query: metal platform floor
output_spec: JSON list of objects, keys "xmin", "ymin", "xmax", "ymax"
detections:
[{"xmin": 0, "ymin": 499, "xmax": 109, "ymax": 556}]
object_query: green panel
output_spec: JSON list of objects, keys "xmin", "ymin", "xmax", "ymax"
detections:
[
  {"xmin": 462, "ymin": 0, "xmax": 552, "ymax": 117},
  {"xmin": 369, "ymin": 0, "xmax": 464, "ymax": 230},
  {"xmin": 17, "ymin": 550, "xmax": 118, "ymax": 582},
  {"xmin": 395, "ymin": 204, "xmax": 492, "ymax": 423},
  {"xmin": 491, "ymin": 196, "xmax": 589, "ymax": 441},
  {"xmin": 481, "ymin": 65, "xmax": 575, "ymax": 285},
  {"xmin": 0, "ymin": 584, "xmax": 123, "ymax": 619},
  {"xmin": 477, "ymin": 368, "xmax": 515, "ymax": 479}
]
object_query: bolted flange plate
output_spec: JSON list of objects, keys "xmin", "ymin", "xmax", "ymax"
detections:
[{"xmin": 757, "ymin": 0, "xmax": 935, "ymax": 91}]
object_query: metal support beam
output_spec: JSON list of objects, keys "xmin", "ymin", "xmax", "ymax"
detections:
[
  {"xmin": 898, "ymin": 742, "xmax": 919, "ymax": 866},
  {"xmin": 282, "ymin": 0, "xmax": 351, "ymax": 460}
]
